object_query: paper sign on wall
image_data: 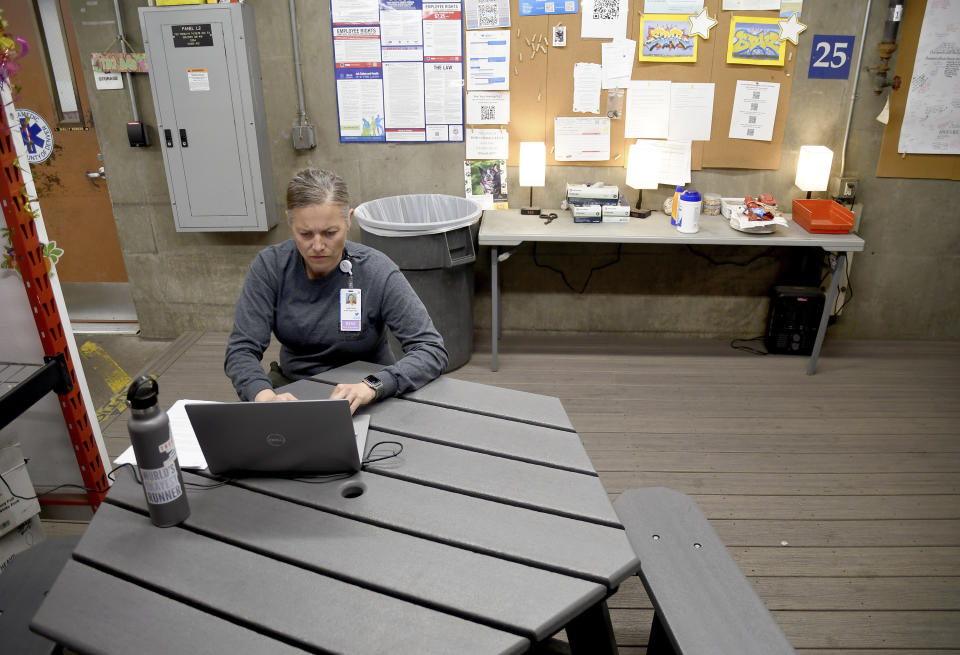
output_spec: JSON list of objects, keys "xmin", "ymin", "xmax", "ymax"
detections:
[{"xmin": 187, "ymin": 69, "xmax": 210, "ymax": 92}]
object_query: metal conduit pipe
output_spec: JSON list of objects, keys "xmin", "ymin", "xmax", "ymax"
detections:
[
  {"xmin": 841, "ymin": 0, "xmax": 874, "ymax": 177},
  {"xmin": 112, "ymin": 0, "xmax": 140, "ymax": 123},
  {"xmin": 867, "ymin": 0, "xmax": 906, "ymax": 94}
]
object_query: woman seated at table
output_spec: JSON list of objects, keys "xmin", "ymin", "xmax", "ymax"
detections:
[{"xmin": 225, "ymin": 168, "xmax": 448, "ymax": 413}]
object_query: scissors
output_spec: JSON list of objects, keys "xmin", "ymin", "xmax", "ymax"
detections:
[{"xmin": 540, "ymin": 212, "xmax": 558, "ymax": 225}]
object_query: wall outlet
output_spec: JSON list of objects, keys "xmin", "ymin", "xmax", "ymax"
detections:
[
  {"xmin": 292, "ymin": 123, "xmax": 316, "ymax": 150},
  {"xmin": 840, "ymin": 177, "xmax": 858, "ymax": 198}
]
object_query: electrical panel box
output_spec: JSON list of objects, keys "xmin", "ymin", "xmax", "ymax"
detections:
[{"xmin": 139, "ymin": 4, "xmax": 276, "ymax": 232}]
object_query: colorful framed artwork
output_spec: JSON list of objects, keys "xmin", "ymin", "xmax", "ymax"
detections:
[
  {"xmin": 638, "ymin": 14, "xmax": 698, "ymax": 63},
  {"xmin": 726, "ymin": 16, "xmax": 786, "ymax": 66}
]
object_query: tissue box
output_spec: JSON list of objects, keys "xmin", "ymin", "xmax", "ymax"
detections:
[
  {"xmin": 572, "ymin": 205, "xmax": 602, "ymax": 223},
  {"xmin": 0, "ymin": 444, "xmax": 41, "ymax": 538},
  {"xmin": 602, "ymin": 205, "xmax": 630, "ymax": 222},
  {"xmin": 567, "ymin": 184, "xmax": 620, "ymax": 207}
]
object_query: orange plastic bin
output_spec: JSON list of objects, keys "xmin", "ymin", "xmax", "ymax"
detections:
[{"xmin": 791, "ymin": 199, "xmax": 854, "ymax": 234}]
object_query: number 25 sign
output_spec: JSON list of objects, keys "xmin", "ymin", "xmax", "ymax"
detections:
[{"xmin": 808, "ymin": 35, "xmax": 855, "ymax": 80}]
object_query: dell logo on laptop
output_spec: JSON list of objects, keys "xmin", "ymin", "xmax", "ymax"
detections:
[{"xmin": 266, "ymin": 433, "xmax": 286, "ymax": 447}]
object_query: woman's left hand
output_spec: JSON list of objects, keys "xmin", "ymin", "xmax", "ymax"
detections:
[{"xmin": 329, "ymin": 382, "xmax": 377, "ymax": 414}]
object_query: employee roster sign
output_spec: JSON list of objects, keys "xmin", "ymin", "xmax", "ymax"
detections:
[{"xmin": 331, "ymin": 0, "xmax": 465, "ymax": 142}]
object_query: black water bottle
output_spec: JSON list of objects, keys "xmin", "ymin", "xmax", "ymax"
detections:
[{"xmin": 126, "ymin": 376, "xmax": 190, "ymax": 527}]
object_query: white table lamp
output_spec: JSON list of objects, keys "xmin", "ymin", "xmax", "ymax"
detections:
[
  {"xmin": 795, "ymin": 145, "xmax": 833, "ymax": 199},
  {"xmin": 625, "ymin": 143, "xmax": 660, "ymax": 218},
  {"xmin": 519, "ymin": 142, "xmax": 546, "ymax": 215}
]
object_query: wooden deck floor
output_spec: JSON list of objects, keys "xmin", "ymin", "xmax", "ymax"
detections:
[{"xmin": 100, "ymin": 332, "xmax": 960, "ymax": 654}]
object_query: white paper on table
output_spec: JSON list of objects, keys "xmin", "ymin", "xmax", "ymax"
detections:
[
  {"xmin": 466, "ymin": 30, "xmax": 510, "ymax": 90},
  {"xmin": 554, "ymin": 116, "xmax": 611, "ymax": 161},
  {"xmin": 573, "ymin": 62, "xmax": 603, "ymax": 113},
  {"xmin": 331, "ymin": 0, "xmax": 380, "ymax": 24},
  {"xmin": 466, "ymin": 91, "xmax": 510, "ymax": 123},
  {"xmin": 657, "ymin": 139, "xmax": 692, "ymax": 185},
  {"xmin": 643, "ymin": 0, "xmax": 703, "ymax": 12},
  {"xmin": 581, "ymin": 0, "xmax": 628, "ymax": 39},
  {"xmin": 722, "ymin": 0, "xmax": 780, "ymax": 9},
  {"xmin": 624, "ymin": 80, "xmax": 671, "ymax": 138},
  {"xmin": 464, "ymin": 0, "xmax": 511, "ymax": 29},
  {"xmin": 601, "ymin": 39, "xmax": 636, "ymax": 89},
  {"xmin": 668, "ymin": 82, "xmax": 714, "ymax": 142},
  {"xmin": 113, "ymin": 399, "xmax": 219, "ymax": 470},
  {"xmin": 383, "ymin": 62, "xmax": 426, "ymax": 128},
  {"xmin": 733, "ymin": 211, "xmax": 788, "ymax": 229},
  {"xmin": 466, "ymin": 128, "xmax": 509, "ymax": 159},
  {"xmin": 728, "ymin": 80, "xmax": 779, "ymax": 141}
]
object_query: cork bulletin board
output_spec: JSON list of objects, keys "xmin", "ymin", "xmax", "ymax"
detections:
[
  {"xmin": 876, "ymin": 0, "xmax": 960, "ymax": 181},
  {"xmin": 478, "ymin": 0, "xmax": 798, "ymax": 170}
]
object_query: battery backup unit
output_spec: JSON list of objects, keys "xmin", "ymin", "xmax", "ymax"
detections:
[
  {"xmin": 764, "ymin": 286, "xmax": 826, "ymax": 355},
  {"xmin": 139, "ymin": 4, "xmax": 276, "ymax": 231}
]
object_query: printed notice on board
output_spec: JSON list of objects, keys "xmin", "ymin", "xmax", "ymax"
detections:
[
  {"xmin": 898, "ymin": 0, "xmax": 960, "ymax": 154},
  {"xmin": 464, "ymin": 0, "xmax": 511, "ymax": 29},
  {"xmin": 729, "ymin": 80, "xmax": 779, "ymax": 141},
  {"xmin": 554, "ymin": 117, "xmax": 611, "ymax": 161},
  {"xmin": 466, "ymin": 30, "xmax": 510, "ymax": 90},
  {"xmin": 187, "ymin": 69, "xmax": 210, "ymax": 92},
  {"xmin": 330, "ymin": 0, "xmax": 464, "ymax": 143},
  {"xmin": 172, "ymin": 24, "xmax": 213, "ymax": 48}
]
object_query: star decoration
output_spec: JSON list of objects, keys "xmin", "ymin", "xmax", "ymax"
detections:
[
  {"xmin": 778, "ymin": 12, "xmax": 807, "ymax": 45},
  {"xmin": 688, "ymin": 7, "xmax": 718, "ymax": 39}
]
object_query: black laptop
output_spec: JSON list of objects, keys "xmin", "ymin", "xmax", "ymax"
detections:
[{"xmin": 185, "ymin": 399, "xmax": 371, "ymax": 475}]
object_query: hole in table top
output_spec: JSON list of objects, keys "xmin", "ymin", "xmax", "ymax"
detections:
[
  {"xmin": 340, "ymin": 482, "xmax": 366, "ymax": 498},
  {"xmin": 651, "ymin": 534, "xmax": 660, "ymax": 541},
  {"xmin": 693, "ymin": 542, "xmax": 702, "ymax": 549}
]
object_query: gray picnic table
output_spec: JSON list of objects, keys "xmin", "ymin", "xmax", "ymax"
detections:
[{"xmin": 30, "ymin": 363, "xmax": 639, "ymax": 654}]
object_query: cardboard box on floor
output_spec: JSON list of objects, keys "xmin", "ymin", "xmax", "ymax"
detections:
[{"xmin": 1, "ymin": 443, "xmax": 41, "ymax": 538}]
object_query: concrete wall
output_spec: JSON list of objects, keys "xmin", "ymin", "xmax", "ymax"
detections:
[{"xmin": 69, "ymin": 0, "xmax": 959, "ymax": 341}]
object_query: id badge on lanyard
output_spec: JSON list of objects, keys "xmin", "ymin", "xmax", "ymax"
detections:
[{"xmin": 340, "ymin": 288, "xmax": 361, "ymax": 331}]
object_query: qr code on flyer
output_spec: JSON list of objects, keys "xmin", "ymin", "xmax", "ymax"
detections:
[
  {"xmin": 479, "ymin": 2, "xmax": 498, "ymax": 26},
  {"xmin": 593, "ymin": 0, "xmax": 619, "ymax": 20},
  {"xmin": 480, "ymin": 105, "xmax": 495, "ymax": 121}
]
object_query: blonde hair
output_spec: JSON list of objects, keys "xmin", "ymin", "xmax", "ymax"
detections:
[{"xmin": 286, "ymin": 168, "xmax": 350, "ymax": 221}]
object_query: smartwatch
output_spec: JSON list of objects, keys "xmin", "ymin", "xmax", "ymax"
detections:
[{"xmin": 362, "ymin": 374, "xmax": 383, "ymax": 400}]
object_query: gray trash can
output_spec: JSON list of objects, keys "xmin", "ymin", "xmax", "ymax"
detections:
[{"xmin": 353, "ymin": 194, "xmax": 481, "ymax": 372}]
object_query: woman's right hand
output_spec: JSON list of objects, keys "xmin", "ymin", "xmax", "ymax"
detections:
[{"xmin": 254, "ymin": 388, "xmax": 298, "ymax": 402}]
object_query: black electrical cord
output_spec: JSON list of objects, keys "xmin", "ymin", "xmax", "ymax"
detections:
[
  {"xmin": 532, "ymin": 242, "xmax": 622, "ymax": 294},
  {"xmin": 362, "ymin": 440, "xmax": 403, "ymax": 465},
  {"xmin": 0, "ymin": 461, "xmax": 137, "ymax": 501},
  {"xmin": 686, "ymin": 245, "xmax": 777, "ymax": 267},
  {"xmin": 834, "ymin": 255, "xmax": 854, "ymax": 316},
  {"xmin": 2, "ymin": 441, "xmax": 406, "ymax": 498},
  {"xmin": 731, "ymin": 336, "xmax": 768, "ymax": 356}
]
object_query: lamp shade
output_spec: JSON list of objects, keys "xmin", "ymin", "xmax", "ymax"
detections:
[
  {"xmin": 519, "ymin": 142, "xmax": 546, "ymax": 187},
  {"xmin": 625, "ymin": 142, "xmax": 660, "ymax": 190},
  {"xmin": 795, "ymin": 145, "xmax": 833, "ymax": 192}
]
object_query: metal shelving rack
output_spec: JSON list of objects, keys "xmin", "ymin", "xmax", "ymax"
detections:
[{"xmin": 0, "ymin": 97, "xmax": 107, "ymax": 510}]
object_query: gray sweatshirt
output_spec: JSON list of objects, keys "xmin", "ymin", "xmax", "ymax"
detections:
[{"xmin": 225, "ymin": 239, "xmax": 448, "ymax": 401}]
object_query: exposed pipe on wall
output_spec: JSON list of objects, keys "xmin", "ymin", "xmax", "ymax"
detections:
[
  {"xmin": 288, "ymin": 0, "xmax": 315, "ymax": 149},
  {"xmin": 867, "ymin": 0, "xmax": 906, "ymax": 94},
  {"xmin": 840, "ymin": 0, "xmax": 874, "ymax": 177},
  {"xmin": 111, "ymin": 0, "xmax": 140, "ymax": 123}
]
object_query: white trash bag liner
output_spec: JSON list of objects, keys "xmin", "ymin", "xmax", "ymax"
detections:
[{"xmin": 354, "ymin": 194, "xmax": 481, "ymax": 237}]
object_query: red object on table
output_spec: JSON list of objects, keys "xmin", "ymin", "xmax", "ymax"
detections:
[{"xmin": 792, "ymin": 199, "xmax": 855, "ymax": 234}]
